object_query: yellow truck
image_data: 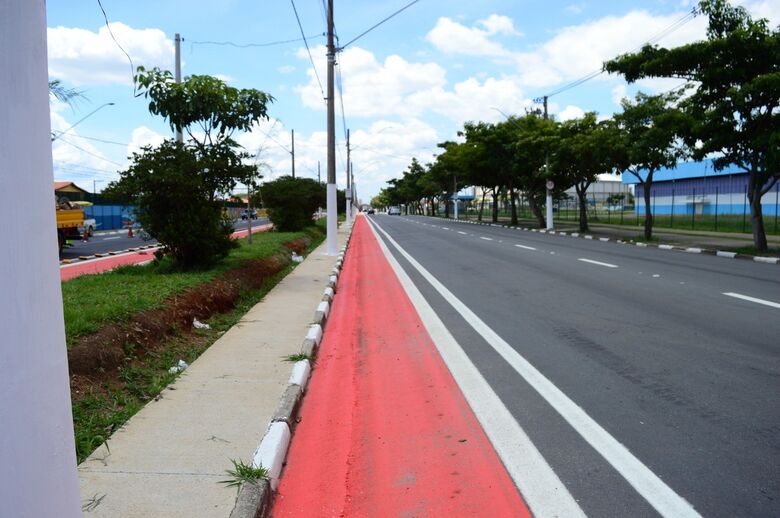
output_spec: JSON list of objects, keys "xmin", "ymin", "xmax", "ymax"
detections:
[{"xmin": 56, "ymin": 197, "xmax": 84, "ymax": 252}]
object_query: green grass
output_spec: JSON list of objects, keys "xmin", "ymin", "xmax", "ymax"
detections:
[
  {"xmin": 69, "ymin": 225, "xmax": 325, "ymax": 462},
  {"xmin": 62, "ymin": 227, "xmax": 320, "ymax": 346},
  {"xmin": 220, "ymin": 459, "xmax": 268, "ymax": 488},
  {"xmin": 728, "ymin": 245, "xmax": 780, "ymax": 257},
  {"xmin": 284, "ymin": 352, "xmax": 314, "ymax": 362}
]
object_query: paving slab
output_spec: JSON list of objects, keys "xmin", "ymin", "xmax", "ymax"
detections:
[{"xmin": 78, "ymin": 228, "xmax": 345, "ymax": 517}]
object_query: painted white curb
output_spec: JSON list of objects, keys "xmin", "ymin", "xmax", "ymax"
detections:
[
  {"xmin": 316, "ymin": 300, "xmax": 330, "ymax": 319},
  {"xmin": 716, "ymin": 251, "xmax": 737, "ymax": 258},
  {"xmin": 754, "ymin": 256, "xmax": 780, "ymax": 264},
  {"xmin": 288, "ymin": 360, "xmax": 311, "ymax": 390},
  {"xmin": 659, "ymin": 244, "xmax": 674, "ymax": 250},
  {"xmin": 636, "ymin": 242, "xmax": 648, "ymax": 247},
  {"xmin": 323, "ymin": 287, "xmax": 334, "ymax": 300},
  {"xmin": 306, "ymin": 324, "xmax": 323, "ymax": 345},
  {"xmin": 571, "ymin": 233, "xmax": 579, "ymax": 237},
  {"xmin": 599, "ymin": 238, "xmax": 610, "ymax": 242},
  {"xmin": 685, "ymin": 247, "xmax": 702, "ymax": 254},
  {"xmin": 252, "ymin": 422, "xmax": 291, "ymax": 491},
  {"xmin": 329, "ymin": 274, "xmax": 338, "ymax": 285},
  {"xmin": 584, "ymin": 235, "xmax": 593, "ymax": 240}
]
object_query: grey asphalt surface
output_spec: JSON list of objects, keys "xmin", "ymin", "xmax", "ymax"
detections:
[
  {"xmin": 59, "ymin": 218, "xmax": 269, "ymax": 260},
  {"xmin": 368, "ymin": 214, "xmax": 780, "ymax": 518}
]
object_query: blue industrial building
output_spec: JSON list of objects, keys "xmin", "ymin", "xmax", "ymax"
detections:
[{"xmin": 622, "ymin": 160, "xmax": 780, "ymax": 217}]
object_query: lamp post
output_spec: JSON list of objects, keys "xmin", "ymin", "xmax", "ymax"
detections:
[{"xmin": 51, "ymin": 102, "xmax": 115, "ymax": 141}]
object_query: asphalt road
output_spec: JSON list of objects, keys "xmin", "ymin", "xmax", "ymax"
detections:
[
  {"xmin": 59, "ymin": 218, "xmax": 269, "ymax": 260},
  {"xmin": 367, "ymin": 214, "xmax": 780, "ymax": 518}
]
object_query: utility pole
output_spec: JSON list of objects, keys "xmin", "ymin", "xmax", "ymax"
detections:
[
  {"xmin": 453, "ymin": 175, "xmax": 459, "ymax": 220},
  {"xmin": 2, "ymin": 3, "xmax": 82, "ymax": 515},
  {"xmin": 291, "ymin": 129, "xmax": 295, "ymax": 178},
  {"xmin": 247, "ymin": 178, "xmax": 253, "ymax": 244},
  {"xmin": 175, "ymin": 33, "xmax": 183, "ymax": 143},
  {"xmin": 346, "ymin": 129, "xmax": 352, "ymax": 226},
  {"xmin": 326, "ymin": 0, "xmax": 337, "ymax": 255},
  {"xmin": 318, "ymin": 160, "xmax": 321, "ymax": 183},
  {"xmin": 542, "ymin": 95, "xmax": 553, "ymax": 230}
]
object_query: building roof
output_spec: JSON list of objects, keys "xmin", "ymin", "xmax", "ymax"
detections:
[
  {"xmin": 621, "ymin": 159, "xmax": 746, "ymax": 184},
  {"xmin": 54, "ymin": 181, "xmax": 89, "ymax": 194}
]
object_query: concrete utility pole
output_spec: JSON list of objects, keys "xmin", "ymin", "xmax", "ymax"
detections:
[
  {"xmin": 318, "ymin": 160, "xmax": 321, "ymax": 183},
  {"xmin": 346, "ymin": 129, "xmax": 352, "ymax": 226},
  {"xmin": 453, "ymin": 175, "xmax": 459, "ymax": 220},
  {"xmin": 1, "ymin": 3, "xmax": 81, "ymax": 515},
  {"xmin": 542, "ymin": 95, "xmax": 553, "ymax": 230},
  {"xmin": 175, "ymin": 33, "xmax": 183, "ymax": 143},
  {"xmin": 326, "ymin": 0, "xmax": 337, "ymax": 255},
  {"xmin": 291, "ymin": 129, "xmax": 295, "ymax": 178}
]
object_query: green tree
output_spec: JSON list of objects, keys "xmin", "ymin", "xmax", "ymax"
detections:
[
  {"xmin": 105, "ymin": 141, "xmax": 238, "ymax": 269},
  {"xmin": 612, "ymin": 91, "xmax": 688, "ymax": 240},
  {"xmin": 606, "ymin": 0, "xmax": 779, "ymax": 251},
  {"xmin": 258, "ymin": 176, "xmax": 325, "ymax": 231},
  {"xmin": 48, "ymin": 79, "xmax": 85, "ymax": 106}
]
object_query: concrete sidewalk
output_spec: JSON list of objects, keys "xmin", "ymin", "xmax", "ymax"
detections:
[{"xmin": 78, "ymin": 227, "xmax": 346, "ymax": 517}]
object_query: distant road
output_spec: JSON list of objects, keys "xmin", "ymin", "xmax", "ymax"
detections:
[{"xmin": 367, "ymin": 214, "xmax": 780, "ymax": 518}]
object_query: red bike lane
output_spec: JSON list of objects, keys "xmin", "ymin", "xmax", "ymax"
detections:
[{"xmin": 273, "ymin": 216, "xmax": 530, "ymax": 517}]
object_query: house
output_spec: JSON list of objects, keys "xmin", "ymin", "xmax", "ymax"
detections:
[
  {"xmin": 54, "ymin": 181, "xmax": 89, "ymax": 202},
  {"xmin": 622, "ymin": 160, "xmax": 780, "ymax": 216}
]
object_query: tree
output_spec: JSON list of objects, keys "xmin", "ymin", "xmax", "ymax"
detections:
[
  {"xmin": 48, "ymin": 79, "xmax": 85, "ymax": 107},
  {"xmin": 612, "ymin": 92, "xmax": 688, "ymax": 240},
  {"xmin": 606, "ymin": 0, "xmax": 780, "ymax": 251},
  {"xmin": 104, "ymin": 141, "xmax": 239, "ymax": 269},
  {"xmin": 106, "ymin": 69, "xmax": 272, "ymax": 268},
  {"xmin": 258, "ymin": 176, "xmax": 325, "ymax": 231},
  {"xmin": 553, "ymin": 115, "xmax": 624, "ymax": 231}
]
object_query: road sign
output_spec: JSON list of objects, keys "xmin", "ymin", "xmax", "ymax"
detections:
[
  {"xmin": 346, "ymin": 188, "xmax": 352, "ymax": 200},
  {"xmin": 546, "ymin": 180, "xmax": 555, "ymax": 190}
]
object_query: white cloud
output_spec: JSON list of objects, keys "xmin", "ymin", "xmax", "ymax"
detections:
[
  {"xmin": 278, "ymin": 65, "xmax": 296, "ymax": 74},
  {"xmin": 558, "ymin": 105, "xmax": 586, "ymax": 121},
  {"xmin": 127, "ymin": 126, "xmax": 166, "ymax": 158},
  {"xmin": 566, "ymin": 4, "xmax": 585, "ymax": 15},
  {"xmin": 214, "ymin": 74, "xmax": 233, "ymax": 84},
  {"xmin": 48, "ymin": 22, "xmax": 174, "ymax": 85},
  {"xmin": 425, "ymin": 16, "xmax": 517, "ymax": 57},
  {"xmin": 611, "ymin": 84, "xmax": 627, "ymax": 106}
]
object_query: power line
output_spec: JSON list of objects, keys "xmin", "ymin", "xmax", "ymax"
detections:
[
  {"xmin": 189, "ymin": 33, "xmax": 323, "ymax": 50},
  {"xmin": 542, "ymin": 8, "xmax": 698, "ymax": 99},
  {"xmin": 56, "ymin": 137, "xmax": 125, "ymax": 167},
  {"xmin": 335, "ymin": 61, "xmax": 348, "ymax": 141},
  {"xmin": 339, "ymin": 0, "xmax": 422, "ymax": 50},
  {"xmin": 63, "ymin": 134, "xmax": 128, "ymax": 147},
  {"xmin": 96, "ymin": 0, "xmax": 139, "ymax": 95},
  {"xmin": 290, "ymin": 0, "xmax": 326, "ymax": 100}
]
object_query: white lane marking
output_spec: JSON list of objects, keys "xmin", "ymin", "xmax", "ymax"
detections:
[
  {"xmin": 458, "ymin": 231, "xmax": 467, "ymax": 235},
  {"xmin": 480, "ymin": 237, "xmax": 493, "ymax": 241},
  {"xmin": 369, "ymin": 218, "xmax": 700, "ymax": 518},
  {"xmin": 515, "ymin": 245, "xmax": 537, "ymax": 251},
  {"xmin": 102, "ymin": 236, "xmax": 121, "ymax": 241},
  {"xmin": 578, "ymin": 258, "xmax": 619, "ymax": 269},
  {"xmin": 365, "ymin": 218, "xmax": 585, "ymax": 518},
  {"xmin": 723, "ymin": 292, "xmax": 780, "ymax": 309},
  {"xmin": 442, "ymin": 227, "xmax": 450, "ymax": 230}
]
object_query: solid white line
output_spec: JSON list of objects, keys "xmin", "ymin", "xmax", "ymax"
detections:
[
  {"xmin": 368, "ymin": 218, "xmax": 700, "ymax": 518},
  {"xmin": 480, "ymin": 237, "xmax": 493, "ymax": 241},
  {"xmin": 578, "ymin": 258, "xmax": 619, "ymax": 269},
  {"xmin": 102, "ymin": 236, "xmax": 121, "ymax": 240},
  {"xmin": 723, "ymin": 292, "xmax": 780, "ymax": 309},
  {"xmin": 365, "ymin": 218, "xmax": 585, "ymax": 518},
  {"xmin": 515, "ymin": 244, "xmax": 537, "ymax": 251}
]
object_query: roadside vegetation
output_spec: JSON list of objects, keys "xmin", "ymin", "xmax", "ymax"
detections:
[
  {"xmin": 372, "ymin": 0, "xmax": 779, "ymax": 252},
  {"xmin": 68, "ymin": 225, "xmax": 324, "ymax": 462}
]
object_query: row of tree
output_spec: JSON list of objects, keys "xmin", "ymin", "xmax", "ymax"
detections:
[{"xmin": 372, "ymin": 0, "xmax": 778, "ymax": 251}]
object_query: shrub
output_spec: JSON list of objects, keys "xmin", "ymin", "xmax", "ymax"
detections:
[{"xmin": 259, "ymin": 176, "xmax": 325, "ymax": 231}]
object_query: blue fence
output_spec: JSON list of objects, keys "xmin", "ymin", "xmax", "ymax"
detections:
[{"xmin": 83, "ymin": 205, "xmax": 136, "ymax": 231}]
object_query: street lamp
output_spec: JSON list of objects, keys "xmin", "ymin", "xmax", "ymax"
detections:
[{"xmin": 51, "ymin": 102, "xmax": 115, "ymax": 142}]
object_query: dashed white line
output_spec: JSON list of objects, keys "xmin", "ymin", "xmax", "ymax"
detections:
[
  {"xmin": 723, "ymin": 292, "xmax": 780, "ymax": 309},
  {"xmin": 578, "ymin": 258, "xmax": 619, "ymax": 269},
  {"xmin": 515, "ymin": 244, "xmax": 537, "ymax": 251},
  {"xmin": 442, "ymin": 227, "xmax": 450, "ymax": 230},
  {"xmin": 480, "ymin": 237, "xmax": 493, "ymax": 241},
  {"xmin": 102, "ymin": 236, "xmax": 121, "ymax": 241},
  {"xmin": 458, "ymin": 231, "xmax": 467, "ymax": 235}
]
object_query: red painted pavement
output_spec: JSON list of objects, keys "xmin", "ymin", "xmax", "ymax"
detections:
[
  {"xmin": 273, "ymin": 216, "xmax": 530, "ymax": 517},
  {"xmin": 59, "ymin": 224, "xmax": 273, "ymax": 282}
]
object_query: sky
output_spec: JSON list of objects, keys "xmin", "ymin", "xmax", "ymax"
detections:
[{"xmin": 46, "ymin": 0, "xmax": 779, "ymax": 202}]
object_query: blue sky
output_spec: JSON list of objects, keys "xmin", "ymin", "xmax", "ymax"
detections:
[{"xmin": 46, "ymin": 0, "xmax": 778, "ymax": 200}]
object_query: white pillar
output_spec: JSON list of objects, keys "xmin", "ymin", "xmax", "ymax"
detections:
[
  {"xmin": 0, "ymin": 2, "xmax": 82, "ymax": 516},
  {"xmin": 546, "ymin": 191, "xmax": 554, "ymax": 229}
]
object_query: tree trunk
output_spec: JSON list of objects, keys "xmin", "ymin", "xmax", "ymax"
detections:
[
  {"xmin": 444, "ymin": 196, "xmax": 450, "ymax": 219},
  {"xmin": 643, "ymin": 176, "xmax": 653, "ymax": 241},
  {"xmin": 478, "ymin": 189, "xmax": 486, "ymax": 222},
  {"xmin": 528, "ymin": 195, "xmax": 545, "ymax": 227},
  {"xmin": 576, "ymin": 184, "xmax": 589, "ymax": 232},
  {"xmin": 509, "ymin": 183, "xmax": 518, "ymax": 226},
  {"xmin": 430, "ymin": 197, "xmax": 436, "ymax": 217},
  {"xmin": 748, "ymin": 174, "xmax": 769, "ymax": 252},
  {"xmin": 491, "ymin": 187, "xmax": 499, "ymax": 223}
]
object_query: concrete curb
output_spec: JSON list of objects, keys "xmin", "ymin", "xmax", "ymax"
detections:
[
  {"xmin": 411, "ymin": 215, "xmax": 780, "ymax": 267},
  {"xmin": 229, "ymin": 223, "xmax": 354, "ymax": 518}
]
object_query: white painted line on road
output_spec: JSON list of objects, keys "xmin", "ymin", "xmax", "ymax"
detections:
[
  {"xmin": 102, "ymin": 236, "xmax": 121, "ymax": 240},
  {"xmin": 366, "ymin": 218, "xmax": 585, "ymax": 518},
  {"xmin": 723, "ymin": 292, "xmax": 780, "ymax": 309},
  {"xmin": 458, "ymin": 231, "xmax": 467, "ymax": 235},
  {"xmin": 480, "ymin": 237, "xmax": 493, "ymax": 241},
  {"xmin": 442, "ymin": 227, "xmax": 450, "ymax": 230},
  {"xmin": 368, "ymin": 217, "xmax": 701, "ymax": 518},
  {"xmin": 515, "ymin": 244, "xmax": 536, "ymax": 251},
  {"xmin": 578, "ymin": 258, "xmax": 619, "ymax": 269}
]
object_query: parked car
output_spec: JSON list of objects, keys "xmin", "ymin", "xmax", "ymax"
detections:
[
  {"xmin": 388, "ymin": 206, "xmax": 401, "ymax": 215},
  {"xmin": 367, "ymin": 208, "xmax": 375, "ymax": 214}
]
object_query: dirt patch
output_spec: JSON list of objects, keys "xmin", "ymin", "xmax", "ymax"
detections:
[{"xmin": 68, "ymin": 244, "xmax": 303, "ymax": 383}]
